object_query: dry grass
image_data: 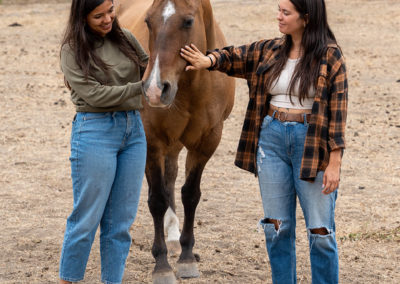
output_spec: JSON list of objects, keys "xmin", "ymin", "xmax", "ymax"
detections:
[{"xmin": 0, "ymin": 0, "xmax": 399, "ymax": 283}]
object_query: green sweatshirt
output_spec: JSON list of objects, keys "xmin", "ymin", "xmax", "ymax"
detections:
[{"xmin": 60, "ymin": 29, "xmax": 148, "ymax": 112}]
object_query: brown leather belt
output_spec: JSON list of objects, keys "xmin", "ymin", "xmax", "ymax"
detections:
[{"xmin": 267, "ymin": 108, "xmax": 311, "ymax": 123}]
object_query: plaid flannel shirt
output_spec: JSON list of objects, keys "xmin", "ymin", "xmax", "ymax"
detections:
[{"xmin": 208, "ymin": 38, "xmax": 348, "ymax": 181}]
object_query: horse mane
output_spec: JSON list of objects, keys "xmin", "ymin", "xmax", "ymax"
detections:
[{"xmin": 200, "ymin": 0, "xmax": 217, "ymax": 50}]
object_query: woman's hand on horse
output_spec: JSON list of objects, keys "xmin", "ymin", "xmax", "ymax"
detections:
[{"xmin": 180, "ymin": 44, "xmax": 213, "ymax": 71}]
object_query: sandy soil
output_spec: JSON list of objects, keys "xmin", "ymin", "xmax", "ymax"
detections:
[{"xmin": 0, "ymin": 0, "xmax": 399, "ymax": 283}]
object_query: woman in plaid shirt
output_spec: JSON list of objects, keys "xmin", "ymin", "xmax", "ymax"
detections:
[{"xmin": 181, "ymin": 0, "xmax": 347, "ymax": 283}]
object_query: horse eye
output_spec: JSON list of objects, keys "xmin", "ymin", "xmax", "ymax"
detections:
[{"xmin": 182, "ymin": 18, "xmax": 194, "ymax": 29}]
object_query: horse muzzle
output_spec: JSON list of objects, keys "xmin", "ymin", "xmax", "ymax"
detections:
[{"xmin": 143, "ymin": 80, "xmax": 177, "ymax": 108}]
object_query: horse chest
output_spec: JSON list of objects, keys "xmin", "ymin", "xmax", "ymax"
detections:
[{"xmin": 148, "ymin": 110, "xmax": 211, "ymax": 149}]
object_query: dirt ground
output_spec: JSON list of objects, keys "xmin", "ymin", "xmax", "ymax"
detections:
[{"xmin": 0, "ymin": 0, "xmax": 399, "ymax": 283}]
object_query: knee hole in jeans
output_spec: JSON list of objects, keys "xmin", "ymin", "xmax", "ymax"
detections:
[
  {"xmin": 264, "ymin": 218, "xmax": 282, "ymax": 231},
  {"xmin": 310, "ymin": 227, "xmax": 329, "ymax": 235}
]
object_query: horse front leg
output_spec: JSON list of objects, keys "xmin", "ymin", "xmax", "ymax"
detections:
[
  {"xmin": 146, "ymin": 148, "xmax": 176, "ymax": 284},
  {"xmin": 176, "ymin": 158, "xmax": 205, "ymax": 279},
  {"xmin": 164, "ymin": 145, "xmax": 183, "ymax": 256},
  {"xmin": 177, "ymin": 123, "xmax": 223, "ymax": 279}
]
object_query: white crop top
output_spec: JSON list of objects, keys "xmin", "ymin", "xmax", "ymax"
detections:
[{"xmin": 269, "ymin": 58, "xmax": 315, "ymax": 109}]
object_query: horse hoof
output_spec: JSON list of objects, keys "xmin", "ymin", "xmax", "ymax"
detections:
[
  {"xmin": 167, "ymin": 240, "xmax": 181, "ymax": 256},
  {"xmin": 152, "ymin": 271, "xmax": 177, "ymax": 284},
  {"xmin": 176, "ymin": 262, "xmax": 200, "ymax": 279}
]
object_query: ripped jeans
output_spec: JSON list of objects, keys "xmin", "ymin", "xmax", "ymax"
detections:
[{"xmin": 257, "ymin": 115, "xmax": 338, "ymax": 284}]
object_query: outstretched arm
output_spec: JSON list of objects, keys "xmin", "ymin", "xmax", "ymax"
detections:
[{"xmin": 180, "ymin": 44, "xmax": 216, "ymax": 71}]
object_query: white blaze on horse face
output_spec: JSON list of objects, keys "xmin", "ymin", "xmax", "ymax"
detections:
[
  {"xmin": 145, "ymin": 1, "xmax": 176, "ymax": 107},
  {"xmin": 162, "ymin": 1, "xmax": 176, "ymax": 24},
  {"xmin": 164, "ymin": 207, "xmax": 181, "ymax": 242},
  {"xmin": 147, "ymin": 55, "xmax": 162, "ymax": 105}
]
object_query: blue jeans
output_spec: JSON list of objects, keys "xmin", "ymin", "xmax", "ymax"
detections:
[
  {"xmin": 59, "ymin": 111, "xmax": 146, "ymax": 284},
  {"xmin": 257, "ymin": 114, "xmax": 338, "ymax": 284}
]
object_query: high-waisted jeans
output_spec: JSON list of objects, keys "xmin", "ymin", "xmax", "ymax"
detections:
[
  {"xmin": 257, "ymin": 114, "xmax": 338, "ymax": 284},
  {"xmin": 59, "ymin": 111, "xmax": 146, "ymax": 284}
]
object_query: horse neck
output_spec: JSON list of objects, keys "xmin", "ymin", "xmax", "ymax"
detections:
[{"xmin": 176, "ymin": 70, "xmax": 211, "ymax": 100}]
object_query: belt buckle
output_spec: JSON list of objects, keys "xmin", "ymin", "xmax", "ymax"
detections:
[{"xmin": 277, "ymin": 111, "xmax": 288, "ymax": 122}]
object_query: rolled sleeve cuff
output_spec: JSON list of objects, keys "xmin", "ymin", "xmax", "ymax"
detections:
[
  {"xmin": 130, "ymin": 81, "xmax": 145, "ymax": 97},
  {"xmin": 328, "ymin": 136, "xmax": 346, "ymax": 151},
  {"xmin": 206, "ymin": 50, "xmax": 222, "ymax": 71}
]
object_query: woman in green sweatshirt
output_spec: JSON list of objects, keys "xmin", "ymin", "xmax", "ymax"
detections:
[{"xmin": 58, "ymin": 1, "xmax": 148, "ymax": 283}]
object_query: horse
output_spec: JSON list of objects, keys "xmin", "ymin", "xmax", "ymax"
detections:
[{"xmin": 119, "ymin": 0, "xmax": 235, "ymax": 282}]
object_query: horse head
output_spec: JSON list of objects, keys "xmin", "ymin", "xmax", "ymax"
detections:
[{"xmin": 141, "ymin": 0, "xmax": 210, "ymax": 108}]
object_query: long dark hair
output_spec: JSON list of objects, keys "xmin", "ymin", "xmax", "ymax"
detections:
[
  {"xmin": 266, "ymin": 0, "xmax": 337, "ymax": 104},
  {"xmin": 61, "ymin": 0, "xmax": 146, "ymax": 85}
]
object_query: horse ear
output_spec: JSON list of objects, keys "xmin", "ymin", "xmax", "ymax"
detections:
[{"xmin": 200, "ymin": 0, "xmax": 216, "ymax": 50}]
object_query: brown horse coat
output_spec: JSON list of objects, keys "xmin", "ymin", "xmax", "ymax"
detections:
[{"xmin": 119, "ymin": 0, "xmax": 234, "ymax": 282}]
